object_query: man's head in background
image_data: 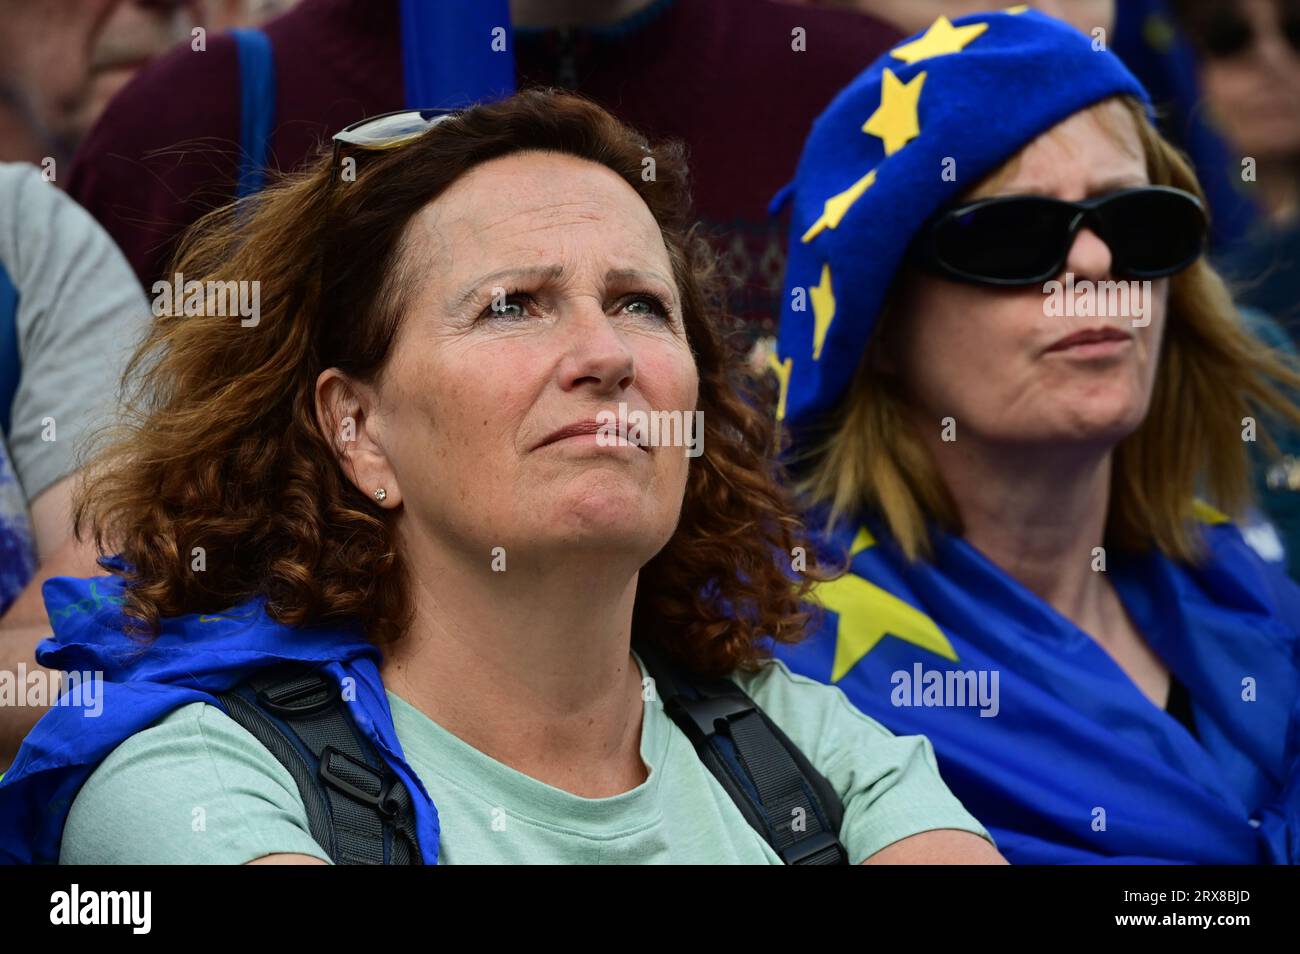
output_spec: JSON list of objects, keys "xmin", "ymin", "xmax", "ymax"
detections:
[
  {"xmin": 0, "ymin": 0, "xmax": 197, "ymax": 170},
  {"xmin": 0, "ymin": 0, "xmax": 296, "ymax": 173},
  {"xmin": 79, "ymin": 1, "xmax": 204, "ymax": 150}
]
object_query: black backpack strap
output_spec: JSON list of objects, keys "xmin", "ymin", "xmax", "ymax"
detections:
[
  {"xmin": 215, "ymin": 663, "xmax": 423, "ymax": 865},
  {"xmin": 635, "ymin": 641, "xmax": 849, "ymax": 865}
]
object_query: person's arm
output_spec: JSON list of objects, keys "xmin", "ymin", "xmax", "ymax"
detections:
[
  {"xmin": 0, "ymin": 517, "xmax": 104, "ymax": 769},
  {"xmin": 0, "ymin": 623, "xmax": 60, "ymax": 771},
  {"xmin": 246, "ymin": 854, "xmax": 329, "ymax": 865},
  {"xmin": 733, "ymin": 657, "xmax": 1004, "ymax": 865},
  {"xmin": 1, "ymin": 473, "xmax": 105, "ymax": 628},
  {"xmin": 863, "ymin": 828, "xmax": 1007, "ymax": 864},
  {"xmin": 0, "ymin": 476, "xmax": 93, "ymax": 770}
]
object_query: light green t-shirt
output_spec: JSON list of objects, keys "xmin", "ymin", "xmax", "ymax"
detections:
[{"xmin": 60, "ymin": 653, "xmax": 992, "ymax": 864}]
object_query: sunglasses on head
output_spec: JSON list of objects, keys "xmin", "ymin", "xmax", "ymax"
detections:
[
  {"xmin": 909, "ymin": 185, "xmax": 1208, "ymax": 287},
  {"xmin": 1183, "ymin": 1, "xmax": 1300, "ymax": 59},
  {"xmin": 330, "ymin": 108, "xmax": 461, "ymax": 175}
]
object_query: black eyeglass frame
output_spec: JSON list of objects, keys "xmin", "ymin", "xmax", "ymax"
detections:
[{"xmin": 908, "ymin": 185, "xmax": 1209, "ymax": 288}]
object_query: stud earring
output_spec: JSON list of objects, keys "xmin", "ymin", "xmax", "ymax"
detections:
[{"xmin": 373, "ymin": 488, "xmax": 388, "ymax": 502}]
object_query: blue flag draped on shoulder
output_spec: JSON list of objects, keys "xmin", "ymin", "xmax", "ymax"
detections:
[
  {"xmin": 0, "ymin": 558, "xmax": 442, "ymax": 864},
  {"xmin": 774, "ymin": 516, "xmax": 1300, "ymax": 864}
]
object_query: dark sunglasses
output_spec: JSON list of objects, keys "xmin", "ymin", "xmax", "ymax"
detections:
[
  {"xmin": 909, "ymin": 186, "xmax": 1208, "ymax": 287},
  {"xmin": 330, "ymin": 108, "xmax": 461, "ymax": 176},
  {"xmin": 1184, "ymin": 2, "xmax": 1300, "ymax": 59}
]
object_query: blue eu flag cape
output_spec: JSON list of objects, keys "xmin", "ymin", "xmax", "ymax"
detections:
[
  {"xmin": 0, "ymin": 558, "xmax": 442, "ymax": 864},
  {"xmin": 775, "ymin": 514, "xmax": 1300, "ymax": 864}
]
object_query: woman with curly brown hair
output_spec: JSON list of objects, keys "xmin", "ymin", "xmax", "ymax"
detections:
[{"xmin": 0, "ymin": 90, "xmax": 1000, "ymax": 865}]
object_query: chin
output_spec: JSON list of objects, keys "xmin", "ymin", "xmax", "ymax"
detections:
[
  {"xmin": 1041, "ymin": 364, "xmax": 1148, "ymax": 426},
  {"xmin": 1046, "ymin": 397, "xmax": 1147, "ymax": 446},
  {"xmin": 542, "ymin": 483, "xmax": 676, "ymax": 553}
]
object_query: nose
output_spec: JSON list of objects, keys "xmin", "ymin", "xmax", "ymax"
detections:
[
  {"xmin": 1062, "ymin": 223, "xmax": 1114, "ymax": 282},
  {"xmin": 556, "ymin": 302, "xmax": 636, "ymax": 395}
]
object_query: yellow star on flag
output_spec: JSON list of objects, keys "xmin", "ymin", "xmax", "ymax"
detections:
[
  {"xmin": 1191, "ymin": 499, "xmax": 1230, "ymax": 525},
  {"xmin": 810, "ymin": 263, "xmax": 835, "ymax": 361},
  {"xmin": 890, "ymin": 15, "xmax": 989, "ymax": 65},
  {"xmin": 801, "ymin": 169, "xmax": 876, "ymax": 243},
  {"xmin": 848, "ymin": 525, "xmax": 876, "ymax": 556},
  {"xmin": 862, "ymin": 68, "xmax": 926, "ymax": 156},
  {"xmin": 811, "ymin": 525, "xmax": 957, "ymax": 682},
  {"xmin": 766, "ymin": 350, "xmax": 793, "ymax": 422}
]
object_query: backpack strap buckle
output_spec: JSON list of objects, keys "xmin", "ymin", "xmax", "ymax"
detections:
[
  {"xmin": 779, "ymin": 830, "xmax": 848, "ymax": 865},
  {"xmin": 255, "ymin": 669, "xmax": 337, "ymax": 718},
  {"xmin": 319, "ymin": 745, "xmax": 401, "ymax": 819},
  {"xmin": 665, "ymin": 692, "xmax": 755, "ymax": 743}
]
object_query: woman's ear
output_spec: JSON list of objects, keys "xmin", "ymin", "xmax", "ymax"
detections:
[{"xmin": 314, "ymin": 368, "xmax": 402, "ymax": 508}]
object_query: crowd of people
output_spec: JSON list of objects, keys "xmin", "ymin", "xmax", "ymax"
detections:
[{"xmin": 0, "ymin": 0, "xmax": 1297, "ymax": 866}]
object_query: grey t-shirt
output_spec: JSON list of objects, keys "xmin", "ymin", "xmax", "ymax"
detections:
[
  {"xmin": 0, "ymin": 162, "xmax": 148, "ymax": 606},
  {"xmin": 0, "ymin": 161, "xmax": 148, "ymax": 511}
]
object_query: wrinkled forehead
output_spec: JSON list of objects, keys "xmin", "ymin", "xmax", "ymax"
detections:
[
  {"xmin": 400, "ymin": 151, "xmax": 675, "ymax": 290},
  {"xmin": 971, "ymin": 98, "xmax": 1147, "ymax": 200}
]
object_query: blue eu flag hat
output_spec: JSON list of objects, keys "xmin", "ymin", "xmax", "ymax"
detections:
[{"xmin": 770, "ymin": 7, "xmax": 1151, "ymax": 435}]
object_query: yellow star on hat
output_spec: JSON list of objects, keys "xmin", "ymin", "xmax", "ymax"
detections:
[
  {"xmin": 766, "ymin": 350, "xmax": 793, "ymax": 421},
  {"xmin": 810, "ymin": 263, "xmax": 836, "ymax": 361},
  {"xmin": 801, "ymin": 169, "xmax": 876, "ymax": 243},
  {"xmin": 891, "ymin": 15, "xmax": 989, "ymax": 65},
  {"xmin": 862, "ymin": 68, "xmax": 926, "ymax": 156}
]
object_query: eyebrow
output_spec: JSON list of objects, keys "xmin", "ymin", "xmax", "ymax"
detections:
[
  {"xmin": 1085, "ymin": 174, "xmax": 1149, "ymax": 197},
  {"xmin": 450, "ymin": 265, "xmax": 677, "ymax": 311},
  {"xmin": 982, "ymin": 175, "xmax": 1149, "ymax": 200}
]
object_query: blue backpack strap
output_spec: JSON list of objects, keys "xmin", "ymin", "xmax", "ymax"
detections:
[
  {"xmin": 0, "ymin": 261, "xmax": 20, "ymax": 440},
  {"xmin": 399, "ymin": 0, "xmax": 515, "ymax": 108},
  {"xmin": 231, "ymin": 27, "xmax": 277, "ymax": 199}
]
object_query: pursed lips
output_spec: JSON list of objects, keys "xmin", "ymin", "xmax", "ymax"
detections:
[
  {"xmin": 533, "ymin": 418, "xmax": 650, "ymax": 452},
  {"xmin": 1043, "ymin": 326, "xmax": 1134, "ymax": 354}
]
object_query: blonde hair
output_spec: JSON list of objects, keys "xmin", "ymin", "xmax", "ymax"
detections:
[{"xmin": 796, "ymin": 96, "xmax": 1300, "ymax": 564}]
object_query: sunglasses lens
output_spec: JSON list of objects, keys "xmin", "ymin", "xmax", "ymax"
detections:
[
  {"xmin": 932, "ymin": 198, "xmax": 1074, "ymax": 283},
  {"xmin": 924, "ymin": 188, "xmax": 1206, "ymax": 286},
  {"xmin": 1285, "ymin": 16, "xmax": 1300, "ymax": 54},
  {"xmin": 1101, "ymin": 190, "xmax": 1206, "ymax": 277},
  {"xmin": 1193, "ymin": 4, "xmax": 1254, "ymax": 58},
  {"xmin": 1205, "ymin": 19, "xmax": 1253, "ymax": 58}
]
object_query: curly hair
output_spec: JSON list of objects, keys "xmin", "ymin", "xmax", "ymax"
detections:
[{"xmin": 75, "ymin": 89, "xmax": 828, "ymax": 678}]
